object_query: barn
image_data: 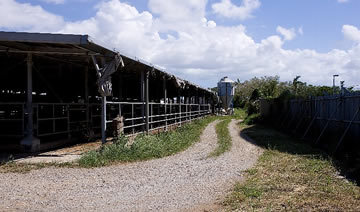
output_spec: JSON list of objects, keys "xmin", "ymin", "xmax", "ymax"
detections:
[{"xmin": 0, "ymin": 31, "xmax": 216, "ymax": 152}]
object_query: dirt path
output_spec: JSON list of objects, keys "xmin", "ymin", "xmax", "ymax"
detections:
[{"xmin": 0, "ymin": 120, "xmax": 262, "ymax": 212}]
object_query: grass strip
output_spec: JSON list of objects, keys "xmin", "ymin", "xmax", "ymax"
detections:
[
  {"xmin": 78, "ymin": 116, "xmax": 216, "ymax": 168},
  {"xmin": 0, "ymin": 161, "xmax": 76, "ymax": 173},
  {"xmin": 233, "ymin": 108, "xmax": 247, "ymax": 120},
  {"xmin": 209, "ymin": 119, "xmax": 232, "ymax": 157},
  {"xmin": 208, "ymin": 108, "xmax": 246, "ymax": 157},
  {"xmin": 223, "ymin": 124, "xmax": 360, "ymax": 211}
]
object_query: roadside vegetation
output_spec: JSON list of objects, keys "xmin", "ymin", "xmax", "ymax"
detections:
[
  {"xmin": 208, "ymin": 119, "xmax": 231, "ymax": 157},
  {"xmin": 230, "ymin": 75, "xmax": 360, "ymax": 123},
  {"xmin": 208, "ymin": 108, "xmax": 246, "ymax": 157},
  {"xmin": 223, "ymin": 124, "xmax": 360, "ymax": 211},
  {"xmin": 78, "ymin": 116, "xmax": 216, "ymax": 167}
]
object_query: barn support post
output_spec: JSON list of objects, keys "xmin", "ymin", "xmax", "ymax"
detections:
[
  {"xmin": 84, "ymin": 65, "xmax": 90, "ymax": 126},
  {"xmin": 197, "ymin": 90, "xmax": 200, "ymax": 117},
  {"xmin": 163, "ymin": 77, "xmax": 168, "ymax": 131},
  {"xmin": 101, "ymin": 96, "xmax": 107, "ymax": 144},
  {"xmin": 141, "ymin": 70, "xmax": 145, "ymax": 132},
  {"xmin": 178, "ymin": 91, "xmax": 182, "ymax": 126},
  {"xmin": 145, "ymin": 69, "xmax": 150, "ymax": 134},
  {"xmin": 118, "ymin": 72, "xmax": 123, "ymax": 100},
  {"xmin": 20, "ymin": 53, "xmax": 40, "ymax": 152},
  {"xmin": 188, "ymin": 90, "xmax": 192, "ymax": 122}
]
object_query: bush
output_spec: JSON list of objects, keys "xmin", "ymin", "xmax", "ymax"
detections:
[{"xmin": 244, "ymin": 113, "xmax": 262, "ymax": 125}]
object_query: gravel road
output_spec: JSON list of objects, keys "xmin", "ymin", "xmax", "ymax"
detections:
[{"xmin": 0, "ymin": 119, "xmax": 262, "ymax": 212}]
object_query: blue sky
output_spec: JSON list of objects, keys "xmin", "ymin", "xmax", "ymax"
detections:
[
  {"xmin": 15, "ymin": 0, "xmax": 360, "ymax": 51},
  {"xmin": 1, "ymin": 0, "xmax": 360, "ymax": 88}
]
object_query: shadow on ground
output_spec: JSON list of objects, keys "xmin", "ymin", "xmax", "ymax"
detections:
[
  {"xmin": 0, "ymin": 141, "xmax": 102, "ymax": 164},
  {"xmin": 239, "ymin": 124, "xmax": 360, "ymax": 186}
]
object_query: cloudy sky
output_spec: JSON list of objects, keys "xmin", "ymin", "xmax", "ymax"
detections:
[{"xmin": 1, "ymin": 0, "xmax": 360, "ymax": 89}]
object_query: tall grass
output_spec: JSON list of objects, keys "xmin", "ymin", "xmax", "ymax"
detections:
[
  {"xmin": 78, "ymin": 116, "xmax": 216, "ymax": 167},
  {"xmin": 224, "ymin": 124, "xmax": 360, "ymax": 211}
]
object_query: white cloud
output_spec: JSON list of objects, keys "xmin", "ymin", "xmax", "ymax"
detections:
[
  {"xmin": 0, "ymin": 0, "xmax": 359, "ymax": 88},
  {"xmin": 298, "ymin": 27, "xmax": 303, "ymax": 35},
  {"xmin": 0, "ymin": 0, "xmax": 64, "ymax": 32},
  {"xmin": 337, "ymin": 0, "xmax": 349, "ymax": 3},
  {"xmin": 212, "ymin": 0, "xmax": 261, "ymax": 20},
  {"xmin": 40, "ymin": 0, "xmax": 65, "ymax": 4},
  {"xmin": 276, "ymin": 26, "xmax": 296, "ymax": 41},
  {"xmin": 342, "ymin": 25, "xmax": 360, "ymax": 43}
]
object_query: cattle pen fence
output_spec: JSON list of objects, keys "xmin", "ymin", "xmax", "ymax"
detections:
[{"xmin": 0, "ymin": 101, "xmax": 211, "ymax": 145}]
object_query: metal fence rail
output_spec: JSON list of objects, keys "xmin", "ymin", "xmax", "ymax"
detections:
[
  {"xmin": 0, "ymin": 103, "xmax": 25, "ymax": 138},
  {"xmin": 0, "ymin": 101, "xmax": 211, "ymax": 141},
  {"xmin": 105, "ymin": 101, "xmax": 211, "ymax": 135}
]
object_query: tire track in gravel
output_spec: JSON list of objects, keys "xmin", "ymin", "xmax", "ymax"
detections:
[{"xmin": 0, "ymin": 119, "xmax": 263, "ymax": 212}]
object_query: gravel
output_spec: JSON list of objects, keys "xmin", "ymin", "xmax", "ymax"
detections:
[{"xmin": 0, "ymin": 119, "xmax": 263, "ymax": 212}]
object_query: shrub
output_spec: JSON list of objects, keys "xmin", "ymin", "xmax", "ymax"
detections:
[{"xmin": 244, "ymin": 113, "xmax": 262, "ymax": 125}]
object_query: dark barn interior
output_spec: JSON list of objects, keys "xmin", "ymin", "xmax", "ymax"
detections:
[{"xmin": 0, "ymin": 32, "xmax": 216, "ymax": 152}]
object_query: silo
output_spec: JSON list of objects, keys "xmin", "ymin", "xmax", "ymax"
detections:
[{"xmin": 217, "ymin": 76, "xmax": 235, "ymax": 114}]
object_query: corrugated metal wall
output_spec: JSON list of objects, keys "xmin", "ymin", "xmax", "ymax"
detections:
[{"xmin": 260, "ymin": 94, "xmax": 360, "ymax": 153}]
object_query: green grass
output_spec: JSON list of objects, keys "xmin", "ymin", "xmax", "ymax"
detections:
[
  {"xmin": 223, "ymin": 124, "xmax": 360, "ymax": 211},
  {"xmin": 209, "ymin": 119, "xmax": 232, "ymax": 157},
  {"xmin": 78, "ymin": 116, "xmax": 216, "ymax": 167},
  {"xmin": 243, "ymin": 113, "xmax": 262, "ymax": 125},
  {"xmin": 207, "ymin": 108, "xmax": 246, "ymax": 157},
  {"xmin": 0, "ymin": 161, "xmax": 76, "ymax": 173},
  {"xmin": 233, "ymin": 108, "xmax": 247, "ymax": 120},
  {"xmin": 80, "ymin": 108, "xmax": 247, "ymax": 166}
]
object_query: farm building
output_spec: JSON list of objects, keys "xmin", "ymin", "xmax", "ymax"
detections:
[{"xmin": 0, "ymin": 31, "xmax": 216, "ymax": 152}]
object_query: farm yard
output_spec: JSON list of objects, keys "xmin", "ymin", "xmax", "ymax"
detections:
[
  {"xmin": 1, "ymin": 110, "xmax": 359, "ymax": 211},
  {"xmin": 0, "ymin": 117, "xmax": 263, "ymax": 211},
  {"xmin": 1, "ymin": 1, "xmax": 360, "ymax": 211}
]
